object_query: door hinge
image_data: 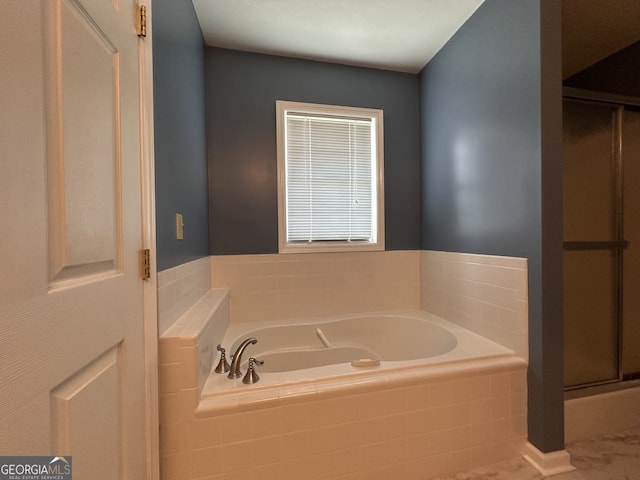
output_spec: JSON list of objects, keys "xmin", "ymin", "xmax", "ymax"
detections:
[
  {"xmin": 141, "ymin": 248, "xmax": 151, "ymax": 280},
  {"xmin": 136, "ymin": 5, "xmax": 147, "ymax": 37}
]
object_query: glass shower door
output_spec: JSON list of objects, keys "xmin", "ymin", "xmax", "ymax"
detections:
[
  {"xmin": 563, "ymin": 99, "xmax": 623, "ymax": 388},
  {"xmin": 622, "ymin": 108, "xmax": 640, "ymax": 379}
]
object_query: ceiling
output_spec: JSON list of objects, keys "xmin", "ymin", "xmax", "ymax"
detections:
[
  {"xmin": 192, "ymin": 0, "xmax": 640, "ymax": 77},
  {"xmin": 192, "ymin": 0, "xmax": 484, "ymax": 73},
  {"xmin": 561, "ymin": 0, "xmax": 640, "ymax": 79}
]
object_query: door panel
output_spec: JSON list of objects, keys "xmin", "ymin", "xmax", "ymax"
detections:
[
  {"xmin": 623, "ymin": 109, "xmax": 640, "ymax": 377},
  {"xmin": 564, "ymin": 250, "xmax": 619, "ymax": 386},
  {"xmin": 47, "ymin": 0, "xmax": 121, "ymax": 283},
  {"xmin": 51, "ymin": 346, "xmax": 123, "ymax": 480},
  {"xmin": 0, "ymin": 1, "xmax": 148, "ymax": 477},
  {"xmin": 563, "ymin": 101, "xmax": 616, "ymax": 242},
  {"xmin": 563, "ymin": 99, "xmax": 621, "ymax": 388}
]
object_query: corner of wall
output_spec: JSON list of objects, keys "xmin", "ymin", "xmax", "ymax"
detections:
[
  {"xmin": 157, "ymin": 256, "xmax": 212, "ymax": 335},
  {"xmin": 420, "ymin": 250, "xmax": 529, "ymax": 361}
]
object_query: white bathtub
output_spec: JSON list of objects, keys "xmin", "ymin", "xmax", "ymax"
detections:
[
  {"xmin": 193, "ymin": 309, "xmax": 528, "ymax": 477},
  {"xmin": 201, "ymin": 310, "xmax": 516, "ymax": 401}
]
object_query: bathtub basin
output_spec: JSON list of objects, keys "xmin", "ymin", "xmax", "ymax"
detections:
[{"xmin": 202, "ymin": 309, "xmax": 515, "ymax": 400}]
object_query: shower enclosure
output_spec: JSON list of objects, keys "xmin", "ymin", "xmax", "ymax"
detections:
[{"xmin": 563, "ymin": 89, "xmax": 640, "ymax": 389}]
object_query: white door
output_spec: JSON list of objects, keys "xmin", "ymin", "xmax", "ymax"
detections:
[{"xmin": 0, "ymin": 1, "xmax": 155, "ymax": 478}]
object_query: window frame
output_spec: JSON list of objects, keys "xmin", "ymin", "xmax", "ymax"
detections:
[{"xmin": 276, "ymin": 100, "xmax": 385, "ymax": 254}]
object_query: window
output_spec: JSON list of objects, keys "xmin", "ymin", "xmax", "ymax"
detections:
[{"xmin": 276, "ymin": 100, "xmax": 384, "ymax": 253}]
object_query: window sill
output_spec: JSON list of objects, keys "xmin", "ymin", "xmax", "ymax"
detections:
[{"xmin": 278, "ymin": 241, "xmax": 385, "ymax": 254}]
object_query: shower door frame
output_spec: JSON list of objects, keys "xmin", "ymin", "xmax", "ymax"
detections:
[{"xmin": 563, "ymin": 87, "xmax": 640, "ymax": 391}]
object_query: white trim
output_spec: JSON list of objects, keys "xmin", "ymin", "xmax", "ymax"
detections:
[
  {"xmin": 523, "ymin": 443, "xmax": 576, "ymax": 477},
  {"xmin": 138, "ymin": 1, "xmax": 160, "ymax": 478},
  {"xmin": 565, "ymin": 383, "xmax": 640, "ymax": 443},
  {"xmin": 276, "ymin": 100, "xmax": 385, "ymax": 254}
]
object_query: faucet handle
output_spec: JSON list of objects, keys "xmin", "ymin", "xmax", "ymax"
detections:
[
  {"xmin": 214, "ymin": 344, "xmax": 230, "ymax": 374},
  {"xmin": 242, "ymin": 357, "xmax": 263, "ymax": 384}
]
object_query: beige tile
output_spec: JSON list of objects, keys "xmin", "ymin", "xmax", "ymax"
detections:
[
  {"xmin": 332, "ymin": 448, "xmax": 362, "ymax": 476},
  {"xmin": 491, "ymin": 373, "xmax": 510, "ymax": 398},
  {"xmin": 385, "ymin": 387, "xmax": 409, "ymax": 415},
  {"xmin": 491, "ymin": 395, "xmax": 510, "ymax": 420},
  {"xmin": 356, "ymin": 390, "xmax": 388, "ymax": 420},
  {"xmin": 429, "ymin": 381, "xmax": 451, "ymax": 407},
  {"xmin": 220, "ymin": 412, "xmax": 253, "ymax": 444},
  {"xmin": 509, "ymin": 370, "xmax": 527, "ymax": 393},
  {"xmin": 160, "ymin": 422, "xmax": 189, "ymax": 455},
  {"xmin": 334, "ymin": 421, "xmax": 363, "ymax": 450},
  {"xmin": 281, "ymin": 454, "xmax": 331, "ymax": 480},
  {"xmin": 471, "ymin": 422, "xmax": 493, "ymax": 447},
  {"xmin": 359, "ymin": 416, "xmax": 389, "ymax": 445},
  {"xmin": 429, "ymin": 429, "xmax": 453, "ymax": 456},
  {"xmin": 471, "ymin": 399, "xmax": 492, "ymax": 424},
  {"xmin": 471, "ymin": 441, "xmax": 511, "ymax": 468},
  {"xmin": 360, "ymin": 441, "xmax": 388, "ymax": 470},
  {"xmin": 510, "ymin": 392, "xmax": 527, "ymax": 417},
  {"xmin": 180, "ymin": 387, "xmax": 200, "ymax": 415},
  {"xmin": 159, "ymin": 393, "xmax": 181, "ymax": 425},
  {"xmin": 491, "ymin": 418, "xmax": 510, "ymax": 443},
  {"xmin": 250, "ymin": 407, "xmax": 282, "ymax": 439},
  {"xmin": 252, "ymin": 436, "xmax": 281, "ymax": 466},
  {"xmin": 179, "ymin": 345, "xmax": 199, "ymax": 390},
  {"xmin": 407, "ymin": 433, "xmax": 430, "ymax": 460},
  {"xmin": 385, "ymin": 460, "xmax": 408, "ymax": 478},
  {"xmin": 322, "ymin": 395, "xmax": 360, "ymax": 424},
  {"xmin": 191, "ymin": 445, "xmax": 222, "ymax": 478},
  {"xmin": 159, "ymin": 363, "xmax": 182, "ymax": 395},
  {"xmin": 384, "ymin": 413, "xmax": 408, "ymax": 439},
  {"xmin": 407, "ymin": 410, "xmax": 429, "ymax": 436},
  {"xmin": 161, "ymin": 451, "xmax": 191, "ymax": 480},
  {"xmin": 190, "ymin": 416, "xmax": 223, "ymax": 449},
  {"xmin": 452, "ymin": 426, "xmax": 473, "ymax": 451},
  {"xmin": 280, "ymin": 401, "xmax": 325, "ymax": 432},
  {"xmin": 159, "ymin": 337, "xmax": 181, "ymax": 364},
  {"xmin": 221, "ymin": 441, "xmax": 252, "ymax": 473},
  {"xmin": 407, "ymin": 458, "xmax": 431, "ymax": 480},
  {"xmin": 430, "ymin": 452, "xmax": 454, "ymax": 477},
  {"xmin": 252, "ymin": 462, "xmax": 282, "ymax": 480},
  {"xmin": 451, "ymin": 448, "xmax": 473, "ymax": 473},
  {"xmin": 305, "ymin": 425, "xmax": 337, "ymax": 455},
  {"xmin": 449, "ymin": 402, "xmax": 472, "ymax": 428},
  {"xmin": 359, "ymin": 466, "xmax": 386, "ymax": 480},
  {"xmin": 426, "ymin": 406, "xmax": 454, "ymax": 431}
]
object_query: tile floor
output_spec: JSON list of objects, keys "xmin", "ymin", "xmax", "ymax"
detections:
[{"xmin": 438, "ymin": 425, "xmax": 640, "ymax": 480}]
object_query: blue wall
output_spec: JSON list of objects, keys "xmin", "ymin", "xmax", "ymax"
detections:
[
  {"xmin": 153, "ymin": 0, "xmax": 567, "ymax": 454},
  {"xmin": 420, "ymin": 0, "xmax": 564, "ymax": 452},
  {"xmin": 153, "ymin": 0, "xmax": 209, "ymax": 271},
  {"xmin": 205, "ymin": 48, "xmax": 421, "ymax": 255}
]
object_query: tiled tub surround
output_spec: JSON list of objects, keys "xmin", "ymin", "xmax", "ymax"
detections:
[
  {"xmin": 161, "ymin": 288, "xmax": 230, "ymax": 397},
  {"xmin": 209, "ymin": 250, "xmax": 528, "ymax": 362},
  {"xmin": 160, "ymin": 309, "xmax": 527, "ymax": 479},
  {"xmin": 210, "ymin": 251, "xmax": 421, "ymax": 324},
  {"xmin": 157, "ymin": 250, "xmax": 531, "ymax": 479},
  {"xmin": 420, "ymin": 251, "xmax": 529, "ymax": 361},
  {"xmin": 161, "ymin": 348, "xmax": 527, "ymax": 480},
  {"xmin": 158, "ymin": 256, "xmax": 212, "ymax": 335}
]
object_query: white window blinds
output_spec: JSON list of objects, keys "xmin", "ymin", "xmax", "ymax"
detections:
[{"xmin": 284, "ymin": 111, "xmax": 376, "ymax": 243}]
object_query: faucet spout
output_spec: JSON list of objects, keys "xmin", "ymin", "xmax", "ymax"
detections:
[{"xmin": 228, "ymin": 337, "xmax": 257, "ymax": 379}]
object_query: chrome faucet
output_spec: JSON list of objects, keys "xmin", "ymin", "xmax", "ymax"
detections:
[{"xmin": 228, "ymin": 337, "xmax": 257, "ymax": 379}]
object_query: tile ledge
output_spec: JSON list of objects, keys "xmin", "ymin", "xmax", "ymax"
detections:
[
  {"xmin": 523, "ymin": 442, "xmax": 576, "ymax": 476},
  {"xmin": 161, "ymin": 288, "xmax": 229, "ymax": 339}
]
